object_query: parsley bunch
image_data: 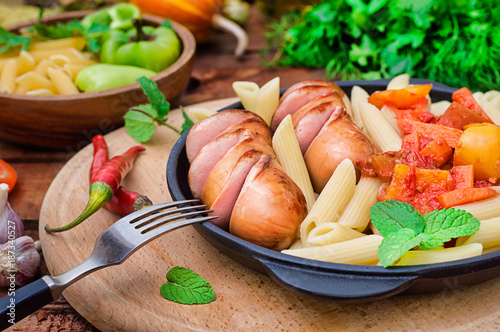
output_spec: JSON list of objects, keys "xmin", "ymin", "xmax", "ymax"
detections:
[{"xmin": 264, "ymin": 0, "xmax": 500, "ymax": 91}]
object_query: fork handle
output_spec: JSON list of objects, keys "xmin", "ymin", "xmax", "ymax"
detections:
[{"xmin": 0, "ymin": 278, "xmax": 54, "ymax": 330}]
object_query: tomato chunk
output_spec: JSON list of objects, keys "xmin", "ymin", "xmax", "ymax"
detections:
[{"xmin": 368, "ymin": 84, "xmax": 432, "ymax": 110}]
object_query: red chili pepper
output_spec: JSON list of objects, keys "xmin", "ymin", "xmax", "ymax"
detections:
[
  {"xmin": 89, "ymin": 135, "xmax": 152, "ymax": 216},
  {"xmin": 45, "ymin": 140, "xmax": 146, "ymax": 233}
]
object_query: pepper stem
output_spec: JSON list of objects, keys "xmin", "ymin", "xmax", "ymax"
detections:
[
  {"xmin": 131, "ymin": 19, "xmax": 155, "ymax": 42},
  {"xmin": 45, "ymin": 182, "xmax": 114, "ymax": 234}
]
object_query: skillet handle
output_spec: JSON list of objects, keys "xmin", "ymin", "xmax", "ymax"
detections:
[{"xmin": 259, "ymin": 258, "xmax": 418, "ymax": 302}]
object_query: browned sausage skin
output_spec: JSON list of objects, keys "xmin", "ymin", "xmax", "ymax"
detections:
[
  {"xmin": 202, "ymin": 136, "xmax": 275, "ymax": 230},
  {"xmin": 304, "ymin": 110, "xmax": 375, "ymax": 192},
  {"xmin": 230, "ymin": 155, "xmax": 307, "ymax": 251},
  {"xmin": 292, "ymin": 93, "xmax": 345, "ymax": 154},
  {"xmin": 188, "ymin": 118, "xmax": 271, "ymax": 199},
  {"xmin": 186, "ymin": 109, "xmax": 263, "ymax": 163}
]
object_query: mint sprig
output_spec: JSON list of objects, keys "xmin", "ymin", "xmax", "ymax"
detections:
[
  {"xmin": 124, "ymin": 76, "xmax": 194, "ymax": 142},
  {"xmin": 160, "ymin": 266, "xmax": 215, "ymax": 305},
  {"xmin": 371, "ymin": 200, "xmax": 480, "ymax": 267}
]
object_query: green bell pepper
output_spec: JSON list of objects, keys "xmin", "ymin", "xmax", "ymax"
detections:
[
  {"xmin": 100, "ymin": 20, "xmax": 181, "ymax": 73},
  {"xmin": 81, "ymin": 3, "xmax": 141, "ymax": 31},
  {"xmin": 75, "ymin": 63, "xmax": 156, "ymax": 92}
]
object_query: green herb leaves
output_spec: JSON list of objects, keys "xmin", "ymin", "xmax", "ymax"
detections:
[
  {"xmin": 265, "ymin": 0, "xmax": 500, "ymax": 91},
  {"xmin": 371, "ymin": 200, "xmax": 480, "ymax": 267},
  {"xmin": 0, "ymin": 27, "xmax": 31, "ymax": 53},
  {"xmin": 160, "ymin": 266, "xmax": 215, "ymax": 305},
  {"xmin": 124, "ymin": 76, "xmax": 194, "ymax": 142}
]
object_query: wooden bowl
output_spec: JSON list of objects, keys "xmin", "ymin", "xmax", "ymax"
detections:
[{"xmin": 0, "ymin": 11, "xmax": 196, "ymax": 150}]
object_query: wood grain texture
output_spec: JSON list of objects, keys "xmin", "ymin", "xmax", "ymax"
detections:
[{"xmin": 37, "ymin": 98, "xmax": 500, "ymax": 332}]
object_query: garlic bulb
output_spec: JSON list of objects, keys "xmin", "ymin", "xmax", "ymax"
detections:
[
  {"xmin": 0, "ymin": 183, "xmax": 24, "ymax": 244},
  {"xmin": 0, "ymin": 236, "xmax": 41, "ymax": 287}
]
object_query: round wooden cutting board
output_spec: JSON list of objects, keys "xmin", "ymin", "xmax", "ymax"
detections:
[{"xmin": 40, "ymin": 98, "xmax": 500, "ymax": 331}]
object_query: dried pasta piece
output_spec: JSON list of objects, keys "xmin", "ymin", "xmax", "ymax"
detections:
[
  {"xmin": 255, "ymin": 77, "xmax": 280, "ymax": 126},
  {"xmin": 430, "ymin": 100, "xmax": 451, "ymax": 116},
  {"xmin": 454, "ymin": 195, "xmax": 500, "ymax": 221},
  {"xmin": 15, "ymin": 71, "xmax": 52, "ymax": 90},
  {"xmin": 456, "ymin": 216, "xmax": 500, "ymax": 249},
  {"xmin": 299, "ymin": 159, "xmax": 356, "ymax": 247},
  {"xmin": 359, "ymin": 101, "xmax": 402, "ymax": 152},
  {"xmin": 386, "ymin": 73, "xmax": 410, "ymax": 90},
  {"xmin": 17, "ymin": 50, "xmax": 35, "ymax": 75},
  {"xmin": 47, "ymin": 67, "xmax": 79, "ymax": 95},
  {"xmin": 392, "ymin": 244, "xmax": 482, "ymax": 266},
  {"xmin": 337, "ymin": 176, "xmax": 384, "ymax": 232},
  {"xmin": 307, "ymin": 222, "xmax": 366, "ymax": 246},
  {"xmin": 0, "ymin": 59, "xmax": 18, "ymax": 93},
  {"xmin": 380, "ymin": 105, "xmax": 400, "ymax": 135},
  {"xmin": 282, "ymin": 235, "xmax": 383, "ymax": 265},
  {"xmin": 272, "ymin": 114, "xmax": 316, "ymax": 211},
  {"xmin": 232, "ymin": 81, "xmax": 259, "ymax": 113},
  {"xmin": 350, "ymin": 85, "xmax": 369, "ymax": 131}
]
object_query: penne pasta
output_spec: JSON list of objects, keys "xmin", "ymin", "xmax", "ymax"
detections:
[
  {"xmin": 386, "ymin": 73, "xmax": 410, "ymax": 90},
  {"xmin": 299, "ymin": 159, "xmax": 356, "ymax": 246},
  {"xmin": 430, "ymin": 100, "xmax": 451, "ymax": 116},
  {"xmin": 350, "ymin": 85, "xmax": 369, "ymax": 131},
  {"xmin": 17, "ymin": 50, "xmax": 36, "ymax": 75},
  {"xmin": 255, "ymin": 76, "xmax": 280, "ymax": 125},
  {"xmin": 15, "ymin": 71, "xmax": 52, "ymax": 90},
  {"xmin": 232, "ymin": 81, "xmax": 259, "ymax": 113},
  {"xmin": 288, "ymin": 238, "xmax": 304, "ymax": 250},
  {"xmin": 63, "ymin": 63, "xmax": 88, "ymax": 80},
  {"xmin": 187, "ymin": 107, "xmax": 217, "ymax": 123},
  {"xmin": 360, "ymin": 101, "xmax": 402, "ymax": 152},
  {"xmin": 34, "ymin": 58, "xmax": 52, "ymax": 76},
  {"xmin": 454, "ymin": 195, "xmax": 500, "ymax": 221},
  {"xmin": 29, "ymin": 36, "xmax": 87, "ymax": 51},
  {"xmin": 307, "ymin": 222, "xmax": 365, "ymax": 246},
  {"xmin": 282, "ymin": 235, "xmax": 383, "ymax": 265},
  {"xmin": 457, "ymin": 216, "xmax": 500, "ymax": 249},
  {"xmin": 392, "ymin": 243, "xmax": 483, "ymax": 266},
  {"xmin": 0, "ymin": 59, "xmax": 18, "ymax": 93},
  {"xmin": 47, "ymin": 67, "xmax": 79, "ymax": 95},
  {"xmin": 26, "ymin": 88, "xmax": 54, "ymax": 96},
  {"xmin": 380, "ymin": 105, "xmax": 401, "ymax": 135},
  {"xmin": 272, "ymin": 114, "xmax": 316, "ymax": 211},
  {"xmin": 337, "ymin": 176, "xmax": 384, "ymax": 231},
  {"xmin": 482, "ymin": 95, "xmax": 500, "ymax": 125}
]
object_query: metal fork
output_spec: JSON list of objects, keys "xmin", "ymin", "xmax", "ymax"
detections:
[{"xmin": 0, "ymin": 199, "xmax": 216, "ymax": 329}]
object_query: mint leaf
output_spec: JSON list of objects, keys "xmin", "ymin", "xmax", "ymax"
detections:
[
  {"xmin": 420, "ymin": 208, "xmax": 480, "ymax": 250},
  {"xmin": 123, "ymin": 104, "xmax": 157, "ymax": 143},
  {"xmin": 0, "ymin": 27, "xmax": 31, "ymax": 53},
  {"xmin": 378, "ymin": 228, "xmax": 430, "ymax": 268},
  {"xmin": 137, "ymin": 76, "xmax": 170, "ymax": 119},
  {"xmin": 370, "ymin": 200, "xmax": 425, "ymax": 237},
  {"xmin": 160, "ymin": 266, "xmax": 215, "ymax": 304},
  {"xmin": 179, "ymin": 106, "xmax": 194, "ymax": 135}
]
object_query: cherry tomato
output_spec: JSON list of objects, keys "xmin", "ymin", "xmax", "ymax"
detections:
[{"xmin": 0, "ymin": 159, "xmax": 17, "ymax": 192}]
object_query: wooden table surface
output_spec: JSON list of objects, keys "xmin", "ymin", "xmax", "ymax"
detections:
[{"xmin": 0, "ymin": 5, "xmax": 325, "ymax": 331}]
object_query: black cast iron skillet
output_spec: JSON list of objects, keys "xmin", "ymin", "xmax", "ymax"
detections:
[{"xmin": 167, "ymin": 78, "xmax": 500, "ymax": 302}]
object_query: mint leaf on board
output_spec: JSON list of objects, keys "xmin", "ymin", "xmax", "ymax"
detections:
[
  {"xmin": 420, "ymin": 208, "xmax": 480, "ymax": 250},
  {"xmin": 0, "ymin": 27, "xmax": 31, "ymax": 54},
  {"xmin": 378, "ymin": 228, "xmax": 431, "ymax": 268},
  {"xmin": 370, "ymin": 200, "xmax": 425, "ymax": 237},
  {"xmin": 123, "ymin": 104, "xmax": 157, "ymax": 143},
  {"xmin": 179, "ymin": 106, "xmax": 194, "ymax": 135},
  {"xmin": 136, "ymin": 76, "xmax": 170, "ymax": 119},
  {"xmin": 124, "ymin": 76, "xmax": 195, "ymax": 143},
  {"xmin": 160, "ymin": 266, "xmax": 215, "ymax": 305}
]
